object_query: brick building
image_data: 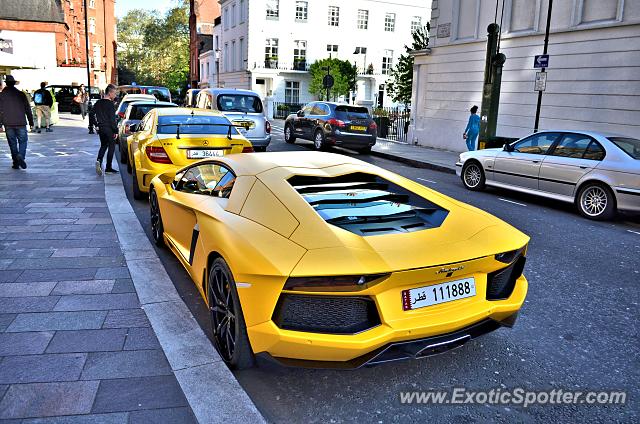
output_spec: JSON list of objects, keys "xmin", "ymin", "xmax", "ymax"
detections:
[{"xmin": 189, "ymin": 0, "xmax": 221, "ymax": 87}]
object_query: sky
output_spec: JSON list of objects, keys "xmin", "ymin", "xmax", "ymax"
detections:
[{"xmin": 115, "ymin": 0, "xmax": 179, "ymax": 18}]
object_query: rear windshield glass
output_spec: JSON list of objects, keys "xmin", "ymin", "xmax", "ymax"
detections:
[
  {"xmin": 157, "ymin": 115, "xmax": 239, "ymax": 135},
  {"xmin": 217, "ymin": 94, "xmax": 263, "ymax": 113},
  {"xmin": 117, "ymin": 101, "xmax": 134, "ymax": 114},
  {"xmin": 146, "ymin": 88, "xmax": 171, "ymax": 102},
  {"xmin": 608, "ymin": 137, "xmax": 640, "ymax": 159},
  {"xmin": 335, "ymin": 106, "xmax": 371, "ymax": 120},
  {"xmin": 130, "ymin": 104, "xmax": 173, "ymax": 120}
]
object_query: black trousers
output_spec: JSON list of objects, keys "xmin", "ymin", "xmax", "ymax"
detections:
[{"xmin": 97, "ymin": 129, "xmax": 115, "ymax": 168}]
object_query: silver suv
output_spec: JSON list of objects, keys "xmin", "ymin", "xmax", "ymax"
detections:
[{"xmin": 195, "ymin": 88, "xmax": 271, "ymax": 151}]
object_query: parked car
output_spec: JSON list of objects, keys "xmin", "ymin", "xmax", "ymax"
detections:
[
  {"xmin": 196, "ymin": 88, "xmax": 271, "ymax": 151},
  {"xmin": 185, "ymin": 89, "xmax": 201, "ymax": 107},
  {"xmin": 456, "ymin": 130, "xmax": 640, "ymax": 220},
  {"xmin": 118, "ymin": 100, "xmax": 177, "ymax": 167},
  {"xmin": 127, "ymin": 107, "xmax": 253, "ymax": 199},
  {"xmin": 284, "ymin": 102, "xmax": 377, "ymax": 154},
  {"xmin": 148, "ymin": 151, "xmax": 529, "ymax": 369},
  {"xmin": 115, "ymin": 94, "xmax": 157, "ymax": 122},
  {"xmin": 46, "ymin": 85, "xmax": 100, "ymax": 113},
  {"xmin": 116, "ymin": 85, "xmax": 172, "ymax": 104}
]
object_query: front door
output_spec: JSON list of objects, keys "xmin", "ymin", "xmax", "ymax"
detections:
[{"xmin": 493, "ymin": 132, "xmax": 560, "ymax": 190}]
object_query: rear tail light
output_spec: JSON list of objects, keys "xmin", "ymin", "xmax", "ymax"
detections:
[
  {"xmin": 145, "ymin": 146, "xmax": 173, "ymax": 164},
  {"xmin": 242, "ymin": 146, "xmax": 254, "ymax": 153},
  {"xmin": 283, "ymin": 274, "xmax": 390, "ymax": 292},
  {"xmin": 327, "ymin": 118, "xmax": 346, "ymax": 128},
  {"xmin": 118, "ymin": 111, "xmax": 125, "ymax": 119},
  {"xmin": 265, "ymin": 120, "xmax": 271, "ymax": 134},
  {"xmin": 369, "ymin": 121, "xmax": 377, "ymax": 131}
]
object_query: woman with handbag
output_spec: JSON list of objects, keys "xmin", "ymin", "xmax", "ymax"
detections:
[{"xmin": 74, "ymin": 85, "xmax": 89, "ymax": 119}]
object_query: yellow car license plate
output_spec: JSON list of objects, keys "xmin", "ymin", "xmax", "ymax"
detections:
[
  {"xmin": 187, "ymin": 149, "xmax": 224, "ymax": 159},
  {"xmin": 351, "ymin": 125, "xmax": 367, "ymax": 131},
  {"xmin": 402, "ymin": 278, "xmax": 476, "ymax": 311}
]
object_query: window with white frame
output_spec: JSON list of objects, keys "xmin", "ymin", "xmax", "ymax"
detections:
[
  {"xmin": 266, "ymin": 0, "xmax": 279, "ymax": 19},
  {"xmin": 578, "ymin": 0, "xmax": 622, "ymax": 24},
  {"xmin": 293, "ymin": 40, "xmax": 306, "ymax": 68},
  {"xmin": 224, "ymin": 7, "xmax": 229, "ymax": 30},
  {"xmin": 239, "ymin": 0, "xmax": 245, "ymax": 22},
  {"xmin": 411, "ymin": 16, "xmax": 422, "ymax": 33},
  {"xmin": 92, "ymin": 44, "xmax": 101, "ymax": 69},
  {"xmin": 326, "ymin": 44, "xmax": 338, "ymax": 54},
  {"xmin": 89, "ymin": 18, "xmax": 96, "ymax": 34},
  {"xmin": 232, "ymin": 3, "xmax": 236, "ymax": 27},
  {"xmin": 296, "ymin": 1, "xmax": 308, "ymax": 22},
  {"xmin": 224, "ymin": 43, "xmax": 229, "ymax": 71},
  {"xmin": 285, "ymin": 81, "xmax": 300, "ymax": 103},
  {"xmin": 89, "ymin": 0, "xmax": 95, "ymax": 8},
  {"xmin": 265, "ymin": 38, "xmax": 278, "ymax": 63},
  {"xmin": 206, "ymin": 62, "xmax": 210, "ymax": 78},
  {"xmin": 381, "ymin": 50, "xmax": 393, "ymax": 74},
  {"xmin": 384, "ymin": 13, "xmax": 395, "ymax": 32},
  {"xmin": 239, "ymin": 37, "xmax": 244, "ymax": 68},
  {"xmin": 328, "ymin": 6, "xmax": 339, "ymax": 26},
  {"xmin": 357, "ymin": 9, "xmax": 369, "ymax": 29},
  {"xmin": 231, "ymin": 40, "xmax": 236, "ymax": 71}
]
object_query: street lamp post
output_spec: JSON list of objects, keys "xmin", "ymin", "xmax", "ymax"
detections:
[
  {"xmin": 215, "ymin": 48, "xmax": 221, "ymax": 88},
  {"xmin": 533, "ymin": 0, "xmax": 553, "ymax": 132},
  {"xmin": 83, "ymin": 0, "xmax": 94, "ymax": 134}
]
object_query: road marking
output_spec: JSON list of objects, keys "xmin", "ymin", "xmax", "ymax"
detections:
[
  {"xmin": 417, "ymin": 177, "xmax": 437, "ymax": 184},
  {"xmin": 55, "ymin": 152, "xmax": 69, "ymax": 156},
  {"xmin": 79, "ymin": 150, "xmax": 93, "ymax": 156},
  {"xmin": 499, "ymin": 198, "xmax": 527, "ymax": 207},
  {"xmin": 33, "ymin": 152, "xmax": 45, "ymax": 157},
  {"xmin": 628, "ymin": 230, "xmax": 640, "ymax": 236}
]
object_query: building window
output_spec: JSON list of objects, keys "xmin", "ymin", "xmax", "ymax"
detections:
[
  {"xmin": 285, "ymin": 81, "xmax": 300, "ymax": 103},
  {"xmin": 357, "ymin": 9, "xmax": 368, "ymax": 29},
  {"xmin": 293, "ymin": 40, "xmax": 306, "ymax": 70},
  {"xmin": 381, "ymin": 50, "xmax": 393, "ymax": 74},
  {"xmin": 296, "ymin": 1, "xmax": 308, "ymax": 22},
  {"xmin": 385, "ymin": 13, "xmax": 395, "ymax": 32},
  {"xmin": 224, "ymin": 7, "xmax": 229, "ymax": 30},
  {"xmin": 327, "ymin": 44, "xmax": 338, "ymax": 54},
  {"xmin": 89, "ymin": 0, "xmax": 95, "ymax": 8},
  {"xmin": 328, "ymin": 6, "xmax": 339, "ymax": 26},
  {"xmin": 206, "ymin": 62, "xmax": 210, "ymax": 78},
  {"xmin": 92, "ymin": 44, "xmax": 101, "ymax": 69},
  {"xmin": 239, "ymin": 0, "xmax": 245, "ymax": 22},
  {"xmin": 239, "ymin": 37, "xmax": 244, "ymax": 68},
  {"xmin": 224, "ymin": 43, "xmax": 229, "ymax": 72},
  {"xmin": 411, "ymin": 16, "xmax": 422, "ymax": 33},
  {"xmin": 266, "ymin": 0, "xmax": 279, "ymax": 19},
  {"xmin": 231, "ymin": 40, "xmax": 236, "ymax": 71},
  {"xmin": 89, "ymin": 18, "xmax": 96, "ymax": 34},
  {"xmin": 232, "ymin": 3, "xmax": 236, "ymax": 27},
  {"xmin": 265, "ymin": 38, "xmax": 278, "ymax": 67}
]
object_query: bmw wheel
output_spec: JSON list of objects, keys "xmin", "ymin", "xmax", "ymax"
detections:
[
  {"xmin": 314, "ymin": 130, "xmax": 325, "ymax": 151},
  {"xmin": 149, "ymin": 188, "xmax": 164, "ymax": 247},
  {"xmin": 462, "ymin": 161, "xmax": 486, "ymax": 191},
  {"xmin": 284, "ymin": 124, "xmax": 296, "ymax": 143},
  {"xmin": 577, "ymin": 183, "xmax": 615, "ymax": 221},
  {"xmin": 208, "ymin": 258, "xmax": 255, "ymax": 369}
]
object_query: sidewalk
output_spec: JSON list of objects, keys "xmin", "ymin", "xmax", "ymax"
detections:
[{"xmin": 0, "ymin": 115, "xmax": 262, "ymax": 423}]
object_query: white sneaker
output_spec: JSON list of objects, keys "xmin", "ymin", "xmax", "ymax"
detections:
[{"xmin": 95, "ymin": 160, "xmax": 103, "ymax": 176}]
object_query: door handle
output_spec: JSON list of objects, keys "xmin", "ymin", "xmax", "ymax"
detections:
[
  {"xmin": 532, "ymin": 160, "xmax": 540, "ymax": 163},
  {"xmin": 579, "ymin": 166, "xmax": 587, "ymax": 169}
]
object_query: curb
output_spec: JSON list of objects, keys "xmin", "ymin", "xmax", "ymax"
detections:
[
  {"xmin": 370, "ymin": 149, "xmax": 457, "ymax": 174},
  {"xmin": 103, "ymin": 176, "xmax": 265, "ymax": 423}
]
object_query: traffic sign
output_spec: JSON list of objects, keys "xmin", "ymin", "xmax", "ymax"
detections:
[
  {"xmin": 534, "ymin": 54, "xmax": 549, "ymax": 68},
  {"xmin": 323, "ymin": 74, "xmax": 334, "ymax": 89},
  {"xmin": 534, "ymin": 72, "xmax": 547, "ymax": 91}
]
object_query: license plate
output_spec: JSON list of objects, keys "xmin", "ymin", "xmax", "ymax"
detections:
[
  {"xmin": 187, "ymin": 149, "xmax": 224, "ymax": 159},
  {"xmin": 233, "ymin": 120, "xmax": 255, "ymax": 130},
  {"xmin": 351, "ymin": 125, "xmax": 367, "ymax": 131},
  {"xmin": 402, "ymin": 278, "xmax": 476, "ymax": 311}
]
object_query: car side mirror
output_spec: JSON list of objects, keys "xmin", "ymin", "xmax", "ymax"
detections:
[
  {"xmin": 503, "ymin": 144, "xmax": 514, "ymax": 152},
  {"xmin": 296, "ymin": 110, "xmax": 304, "ymax": 117},
  {"xmin": 158, "ymin": 173, "xmax": 174, "ymax": 185}
]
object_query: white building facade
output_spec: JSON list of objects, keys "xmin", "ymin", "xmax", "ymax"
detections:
[
  {"xmin": 211, "ymin": 0, "xmax": 430, "ymax": 109},
  {"xmin": 409, "ymin": 0, "xmax": 640, "ymax": 152}
]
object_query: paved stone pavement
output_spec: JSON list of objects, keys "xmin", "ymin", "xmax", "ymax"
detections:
[{"xmin": 0, "ymin": 115, "xmax": 197, "ymax": 422}]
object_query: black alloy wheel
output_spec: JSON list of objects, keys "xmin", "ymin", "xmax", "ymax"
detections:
[
  {"xmin": 149, "ymin": 188, "xmax": 164, "ymax": 247},
  {"xmin": 284, "ymin": 124, "xmax": 296, "ymax": 143}
]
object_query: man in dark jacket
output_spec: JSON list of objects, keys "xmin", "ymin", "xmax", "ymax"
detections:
[
  {"xmin": 33, "ymin": 82, "xmax": 54, "ymax": 133},
  {"xmin": 93, "ymin": 84, "xmax": 119, "ymax": 175},
  {"xmin": 0, "ymin": 75, "xmax": 34, "ymax": 169}
]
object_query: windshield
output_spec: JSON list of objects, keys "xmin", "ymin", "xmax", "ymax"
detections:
[
  {"xmin": 146, "ymin": 87, "xmax": 171, "ymax": 102},
  {"xmin": 335, "ymin": 106, "xmax": 371, "ymax": 121},
  {"xmin": 217, "ymin": 94, "xmax": 263, "ymax": 113},
  {"xmin": 117, "ymin": 101, "xmax": 135, "ymax": 114},
  {"xmin": 157, "ymin": 115, "xmax": 240, "ymax": 135},
  {"xmin": 130, "ymin": 104, "xmax": 173, "ymax": 120},
  {"xmin": 608, "ymin": 137, "xmax": 640, "ymax": 159}
]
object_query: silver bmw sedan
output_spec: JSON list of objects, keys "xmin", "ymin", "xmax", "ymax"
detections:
[{"xmin": 456, "ymin": 130, "xmax": 640, "ymax": 220}]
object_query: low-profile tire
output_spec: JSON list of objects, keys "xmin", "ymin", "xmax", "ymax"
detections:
[
  {"xmin": 132, "ymin": 163, "xmax": 146, "ymax": 200},
  {"xmin": 208, "ymin": 258, "xmax": 255, "ymax": 370},
  {"xmin": 149, "ymin": 187, "xmax": 164, "ymax": 247},
  {"xmin": 284, "ymin": 124, "xmax": 296, "ymax": 143},
  {"xmin": 313, "ymin": 129, "xmax": 326, "ymax": 151},
  {"xmin": 357, "ymin": 146, "xmax": 372, "ymax": 154},
  {"xmin": 127, "ymin": 146, "xmax": 133, "ymax": 174},
  {"xmin": 576, "ymin": 182, "xmax": 616, "ymax": 221},
  {"xmin": 461, "ymin": 161, "xmax": 486, "ymax": 191}
]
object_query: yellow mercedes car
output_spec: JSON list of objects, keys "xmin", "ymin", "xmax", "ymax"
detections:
[
  {"xmin": 128, "ymin": 107, "xmax": 253, "ymax": 199},
  {"xmin": 149, "ymin": 152, "xmax": 530, "ymax": 369}
]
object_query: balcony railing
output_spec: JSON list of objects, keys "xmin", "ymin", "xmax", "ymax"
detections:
[{"xmin": 253, "ymin": 60, "xmax": 310, "ymax": 71}]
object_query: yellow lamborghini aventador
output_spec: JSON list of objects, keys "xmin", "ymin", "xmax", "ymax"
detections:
[
  {"xmin": 149, "ymin": 152, "xmax": 530, "ymax": 369},
  {"xmin": 128, "ymin": 107, "xmax": 253, "ymax": 199}
]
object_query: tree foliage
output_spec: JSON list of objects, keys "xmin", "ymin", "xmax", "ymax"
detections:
[
  {"xmin": 387, "ymin": 23, "xmax": 430, "ymax": 105},
  {"xmin": 117, "ymin": 1, "xmax": 189, "ymax": 94},
  {"xmin": 308, "ymin": 58, "xmax": 358, "ymax": 101}
]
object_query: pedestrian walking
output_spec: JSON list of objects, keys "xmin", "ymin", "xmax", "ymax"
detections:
[
  {"xmin": 0, "ymin": 75, "xmax": 34, "ymax": 169},
  {"xmin": 33, "ymin": 82, "xmax": 53, "ymax": 133},
  {"xmin": 75, "ymin": 84, "xmax": 89, "ymax": 119},
  {"xmin": 93, "ymin": 84, "xmax": 119, "ymax": 175},
  {"xmin": 463, "ymin": 105, "xmax": 480, "ymax": 151}
]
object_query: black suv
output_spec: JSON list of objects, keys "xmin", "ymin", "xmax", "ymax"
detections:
[
  {"xmin": 284, "ymin": 102, "xmax": 377, "ymax": 153},
  {"xmin": 47, "ymin": 85, "xmax": 100, "ymax": 113}
]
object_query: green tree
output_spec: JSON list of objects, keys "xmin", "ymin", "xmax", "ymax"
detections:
[
  {"xmin": 387, "ymin": 23, "xmax": 430, "ymax": 105},
  {"xmin": 308, "ymin": 58, "xmax": 357, "ymax": 101},
  {"xmin": 117, "ymin": 1, "xmax": 189, "ymax": 93}
]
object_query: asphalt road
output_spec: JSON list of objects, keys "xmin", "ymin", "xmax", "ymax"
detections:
[{"xmin": 116, "ymin": 131, "xmax": 640, "ymax": 423}]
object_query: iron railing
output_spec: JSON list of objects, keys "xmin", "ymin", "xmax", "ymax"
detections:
[
  {"xmin": 273, "ymin": 102, "xmax": 304, "ymax": 119},
  {"xmin": 371, "ymin": 107, "xmax": 411, "ymax": 143}
]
